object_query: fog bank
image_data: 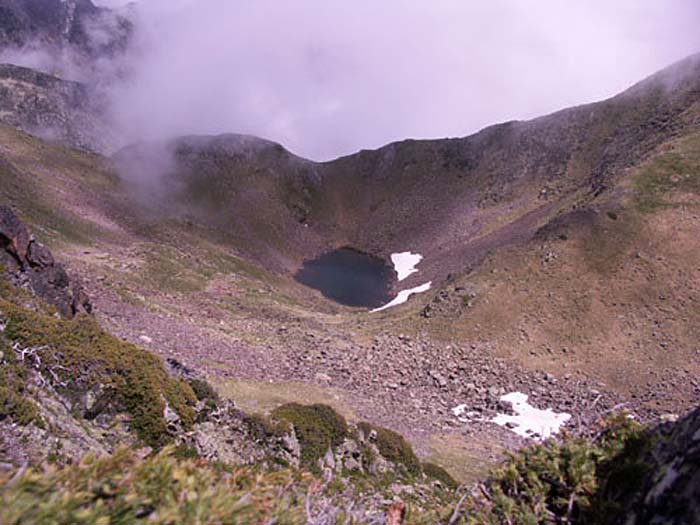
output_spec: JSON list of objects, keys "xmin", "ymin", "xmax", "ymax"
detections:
[{"xmin": 99, "ymin": 0, "xmax": 700, "ymax": 160}]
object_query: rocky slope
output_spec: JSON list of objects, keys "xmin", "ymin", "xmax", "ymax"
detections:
[
  {"xmin": 0, "ymin": 210, "xmax": 458, "ymax": 523},
  {"xmin": 0, "ymin": 0, "xmax": 129, "ymax": 152},
  {"xmin": 1, "ymin": 206, "xmax": 699, "ymax": 524},
  {"xmin": 116, "ymin": 53, "xmax": 700, "ymax": 283},
  {"xmin": 0, "ymin": 63, "xmax": 115, "ymax": 152}
]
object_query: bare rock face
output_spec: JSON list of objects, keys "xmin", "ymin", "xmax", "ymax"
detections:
[
  {"xmin": 0, "ymin": 0, "xmax": 132, "ymax": 61},
  {"xmin": 0, "ymin": 205, "xmax": 91, "ymax": 317},
  {"xmin": 0, "ymin": 63, "xmax": 116, "ymax": 152},
  {"xmin": 625, "ymin": 407, "xmax": 700, "ymax": 525}
]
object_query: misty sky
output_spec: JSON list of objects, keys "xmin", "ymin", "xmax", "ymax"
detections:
[{"xmin": 98, "ymin": 0, "xmax": 700, "ymax": 161}]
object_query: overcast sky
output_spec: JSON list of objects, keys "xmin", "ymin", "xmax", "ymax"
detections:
[{"xmin": 98, "ymin": 0, "xmax": 700, "ymax": 161}]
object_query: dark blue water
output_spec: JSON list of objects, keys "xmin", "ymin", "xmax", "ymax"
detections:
[{"xmin": 295, "ymin": 247, "xmax": 396, "ymax": 308}]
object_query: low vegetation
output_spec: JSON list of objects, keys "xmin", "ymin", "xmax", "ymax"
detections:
[
  {"xmin": 456, "ymin": 414, "xmax": 650, "ymax": 524},
  {"xmin": 0, "ymin": 448, "xmax": 315, "ymax": 525},
  {"xmin": 0, "ymin": 333, "xmax": 39, "ymax": 425},
  {"xmin": 633, "ymin": 133, "xmax": 700, "ymax": 213},
  {"xmin": 272, "ymin": 403, "xmax": 348, "ymax": 472},
  {"xmin": 0, "ymin": 282, "xmax": 197, "ymax": 448},
  {"xmin": 357, "ymin": 421, "xmax": 422, "ymax": 478},
  {"xmin": 0, "ymin": 408, "xmax": 667, "ymax": 524},
  {"xmin": 421, "ymin": 462, "xmax": 459, "ymax": 490}
]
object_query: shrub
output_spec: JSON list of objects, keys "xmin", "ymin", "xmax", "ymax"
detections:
[
  {"xmin": 357, "ymin": 421, "xmax": 421, "ymax": 477},
  {"xmin": 272, "ymin": 403, "xmax": 348, "ymax": 471},
  {"xmin": 422, "ymin": 462, "xmax": 459, "ymax": 490},
  {"xmin": 0, "ymin": 334, "xmax": 39, "ymax": 425},
  {"xmin": 188, "ymin": 377, "xmax": 219, "ymax": 403},
  {"xmin": 245, "ymin": 412, "xmax": 288, "ymax": 442},
  {"xmin": 459, "ymin": 414, "xmax": 648, "ymax": 524}
]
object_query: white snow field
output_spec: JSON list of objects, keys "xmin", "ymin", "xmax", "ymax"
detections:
[
  {"xmin": 371, "ymin": 282, "xmax": 432, "ymax": 312},
  {"xmin": 390, "ymin": 252, "xmax": 423, "ymax": 281},
  {"xmin": 491, "ymin": 392, "xmax": 571, "ymax": 440}
]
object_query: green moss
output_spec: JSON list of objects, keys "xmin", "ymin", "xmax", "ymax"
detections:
[
  {"xmin": 0, "ymin": 297, "xmax": 197, "ymax": 447},
  {"xmin": 422, "ymin": 462, "xmax": 459, "ymax": 490},
  {"xmin": 358, "ymin": 422, "xmax": 421, "ymax": 477},
  {"xmin": 272, "ymin": 403, "xmax": 348, "ymax": 472}
]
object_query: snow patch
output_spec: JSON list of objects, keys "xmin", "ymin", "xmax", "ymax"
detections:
[
  {"xmin": 492, "ymin": 392, "xmax": 571, "ymax": 440},
  {"xmin": 390, "ymin": 251, "xmax": 423, "ymax": 281},
  {"xmin": 371, "ymin": 282, "xmax": 432, "ymax": 312},
  {"xmin": 452, "ymin": 404, "xmax": 483, "ymax": 422}
]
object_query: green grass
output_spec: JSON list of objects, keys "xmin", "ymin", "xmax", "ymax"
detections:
[{"xmin": 0, "ymin": 447, "xmax": 314, "ymax": 525}]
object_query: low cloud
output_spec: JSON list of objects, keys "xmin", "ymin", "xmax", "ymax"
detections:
[{"xmin": 87, "ymin": 1, "xmax": 700, "ymax": 159}]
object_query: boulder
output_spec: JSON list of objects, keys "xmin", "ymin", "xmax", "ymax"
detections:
[
  {"xmin": 0, "ymin": 205, "xmax": 31, "ymax": 267},
  {"xmin": 0, "ymin": 206, "xmax": 92, "ymax": 317}
]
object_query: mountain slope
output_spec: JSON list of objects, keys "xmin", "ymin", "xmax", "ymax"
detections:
[
  {"xmin": 108, "ymin": 53, "xmax": 700, "ymax": 285},
  {"xmin": 0, "ymin": 52, "xmax": 699, "ymax": 487}
]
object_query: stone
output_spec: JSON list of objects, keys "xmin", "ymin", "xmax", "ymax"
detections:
[
  {"xmin": 315, "ymin": 372, "xmax": 332, "ymax": 383},
  {"xmin": 0, "ymin": 206, "xmax": 92, "ymax": 318},
  {"xmin": 27, "ymin": 242, "xmax": 54, "ymax": 268},
  {"xmin": 0, "ymin": 206, "xmax": 31, "ymax": 267}
]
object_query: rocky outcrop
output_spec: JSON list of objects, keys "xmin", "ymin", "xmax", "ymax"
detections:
[
  {"xmin": 0, "ymin": 0, "xmax": 131, "ymax": 152},
  {"xmin": 0, "ymin": 205, "xmax": 91, "ymax": 317},
  {"xmin": 0, "ymin": 0, "xmax": 132, "ymax": 62},
  {"xmin": 624, "ymin": 407, "xmax": 700, "ymax": 525},
  {"xmin": 0, "ymin": 63, "xmax": 115, "ymax": 152}
]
